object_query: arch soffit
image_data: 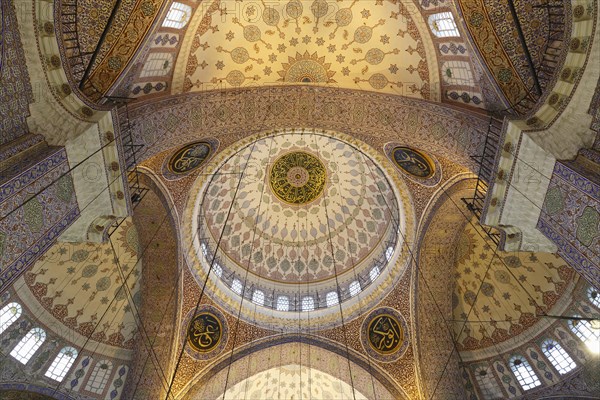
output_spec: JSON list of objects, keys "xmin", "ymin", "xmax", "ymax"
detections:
[{"xmin": 177, "ymin": 335, "xmax": 409, "ymax": 400}]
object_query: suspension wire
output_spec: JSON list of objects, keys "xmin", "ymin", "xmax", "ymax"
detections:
[
  {"xmin": 44, "ymin": 176, "xmax": 183, "ymax": 398},
  {"xmin": 317, "ymin": 132, "xmax": 381, "ymax": 398},
  {"xmin": 106, "ymin": 235, "xmax": 173, "ymax": 395},
  {"xmin": 360, "ymin": 142, "xmax": 584, "ymax": 399},
  {"xmin": 164, "ymin": 114, "xmax": 264, "ymax": 399},
  {"xmin": 309, "ymin": 133, "xmax": 357, "ymax": 400},
  {"xmin": 220, "ymin": 135, "xmax": 274, "ymax": 399}
]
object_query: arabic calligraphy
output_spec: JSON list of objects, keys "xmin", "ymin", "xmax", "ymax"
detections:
[
  {"xmin": 187, "ymin": 312, "xmax": 222, "ymax": 352},
  {"xmin": 168, "ymin": 142, "xmax": 211, "ymax": 174},
  {"xmin": 269, "ymin": 151, "xmax": 327, "ymax": 205},
  {"xmin": 367, "ymin": 314, "xmax": 403, "ymax": 355},
  {"xmin": 392, "ymin": 147, "xmax": 434, "ymax": 178}
]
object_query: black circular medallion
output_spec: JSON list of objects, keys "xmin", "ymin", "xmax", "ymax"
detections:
[
  {"xmin": 187, "ymin": 312, "xmax": 222, "ymax": 353},
  {"xmin": 168, "ymin": 142, "xmax": 212, "ymax": 174},
  {"xmin": 392, "ymin": 147, "xmax": 434, "ymax": 178}
]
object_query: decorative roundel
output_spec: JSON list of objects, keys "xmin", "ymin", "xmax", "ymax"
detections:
[
  {"xmin": 269, "ymin": 151, "xmax": 327, "ymax": 205},
  {"xmin": 392, "ymin": 146, "xmax": 434, "ymax": 178},
  {"xmin": 168, "ymin": 141, "xmax": 212, "ymax": 174},
  {"xmin": 184, "ymin": 306, "xmax": 228, "ymax": 359},
  {"xmin": 360, "ymin": 307, "xmax": 409, "ymax": 362},
  {"xmin": 384, "ymin": 143, "xmax": 442, "ymax": 186}
]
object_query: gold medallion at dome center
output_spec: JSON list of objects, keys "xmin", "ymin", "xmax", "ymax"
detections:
[{"xmin": 269, "ymin": 151, "xmax": 326, "ymax": 205}]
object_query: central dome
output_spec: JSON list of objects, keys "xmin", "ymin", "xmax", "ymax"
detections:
[
  {"xmin": 185, "ymin": 129, "xmax": 413, "ymax": 328},
  {"xmin": 200, "ymin": 132, "xmax": 397, "ymax": 286}
]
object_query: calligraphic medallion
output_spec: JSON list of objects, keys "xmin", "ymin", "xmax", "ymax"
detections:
[
  {"xmin": 391, "ymin": 147, "xmax": 434, "ymax": 178},
  {"xmin": 361, "ymin": 307, "xmax": 408, "ymax": 362},
  {"xmin": 187, "ymin": 312, "xmax": 222, "ymax": 352},
  {"xmin": 168, "ymin": 141, "xmax": 212, "ymax": 174},
  {"xmin": 367, "ymin": 314, "xmax": 402, "ymax": 354},
  {"xmin": 269, "ymin": 151, "xmax": 327, "ymax": 205}
]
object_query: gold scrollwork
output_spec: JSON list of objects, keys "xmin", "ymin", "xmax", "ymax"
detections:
[{"xmin": 269, "ymin": 151, "xmax": 327, "ymax": 205}]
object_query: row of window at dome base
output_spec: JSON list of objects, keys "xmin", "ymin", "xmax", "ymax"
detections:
[
  {"xmin": 0, "ymin": 302, "xmax": 117, "ymax": 395},
  {"xmin": 470, "ymin": 285, "xmax": 600, "ymax": 399},
  {"xmin": 200, "ymin": 239, "xmax": 394, "ymax": 312}
]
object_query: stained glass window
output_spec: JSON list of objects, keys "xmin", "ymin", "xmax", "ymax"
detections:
[
  {"xmin": 473, "ymin": 366, "xmax": 503, "ymax": 399},
  {"xmin": 301, "ymin": 296, "xmax": 314, "ymax": 312},
  {"xmin": 0, "ymin": 302, "xmax": 22, "ymax": 335},
  {"xmin": 428, "ymin": 12, "xmax": 460, "ymax": 38},
  {"xmin": 276, "ymin": 296, "xmax": 289, "ymax": 311},
  {"xmin": 140, "ymin": 53, "xmax": 174, "ymax": 78},
  {"xmin": 252, "ymin": 290, "xmax": 265, "ymax": 306},
  {"xmin": 509, "ymin": 356, "xmax": 541, "ymax": 390},
  {"xmin": 45, "ymin": 346, "xmax": 78, "ymax": 381},
  {"xmin": 588, "ymin": 286, "xmax": 600, "ymax": 309},
  {"xmin": 85, "ymin": 360, "xmax": 113, "ymax": 394},
  {"xmin": 568, "ymin": 317, "xmax": 600, "ymax": 353},
  {"xmin": 369, "ymin": 265, "xmax": 380, "ymax": 282},
  {"xmin": 349, "ymin": 281, "xmax": 361, "ymax": 297},
  {"xmin": 10, "ymin": 327, "xmax": 46, "ymax": 364},
  {"xmin": 326, "ymin": 291, "xmax": 339, "ymax": 307},
  {"xmin": 162, "ymin": 2, "xmax": 192, "ymax": 29},
  {"xmin": 541, "ymin": 339, "xmax": 576, "ymax": 374},
  {"xmin": 442, "ymin": 61, "xmax": 475, "ymax": 86},
  {"xmin": 231, "ymin": 278, "xmax": 243, "ymax": 295}
]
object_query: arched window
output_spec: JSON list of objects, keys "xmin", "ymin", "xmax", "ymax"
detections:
[
  {"xmin": 85, "ymin": 360, "xmax": 113, "ymax": 394},
  {"xmin": 385, "ymin": 246, "xmax": 394, "ymax": 261},
  {"xmin": 428, "ymin": 12, "xmax": 460, "ymax": 38},
  {"xmin": 45, "ymin": 346, "xmax": 78, "ymax": 381},
  {"xmin": 0, "ymin": 302, "xmax": 22, "ymax": 335},
  {"xmin": 10, "ymin": 327, "xmax": 46, "ymax": 364},
  {"xmin": 162, "ymin": 2, "xmax": 192, "ymax": 29},
  {"xmin": 212, "ymin": 263, "xmax": 223, "ymax": 278},
  {"xmin": 301, "ymin": 296, "xmax": 314, "ymax": 312},
  {"xmin": 140, "ymin": 53, "xmax": 174, "ymax": 78},
  {"xmin": 276, "ymin": 296, "xmax": 289, "ymax": 311},
  {"xmin": 252, "ymin": 290, "xmax": 265, "ymax": 306},
  {"xmin": 231, "ymin": 278, "xmax": 243, "ymax": 295},
  {"xmin": 509, "ymin": 356, "xmax": 541, "ymax": 390},
  {"xmin": 541, "ymin": 339, "xmax": 576, "ymax": 374},
  {"xmin": 588, "ymin": 286, "xmax": 600, "ymax": 309},
  {"xmin": 326, "ymin": 291, "xmax": 339, "ymax": 307},
  {"xmin": 442, "ymin": 61, "xmax": 475, "ymax": 86},
  {"xmin": 349, "ymin": 281, "xmax": 361, "ymax": 297},
  {"xmin": 473, "ymin": 365, "xmax": 503, "ymax": 399},
  {"xmin": 568, "ymin": 317, "xmax": 600, "ymax": 353},
  {"xmin": 369, "ymin": 265, "xmax": 380, "ymax": 282}
]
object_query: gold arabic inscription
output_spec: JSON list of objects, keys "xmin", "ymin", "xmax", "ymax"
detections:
[
  {"xmin": 367, "ymin": 314, "xmax": 403, "ymax": 355},
  {"xmin": 269, "ymin": 151, "xmax": 326, "ymax": 205},
  {"xmin": 187, "ymin": 312, "xmax": 222, "ymax": 353}
]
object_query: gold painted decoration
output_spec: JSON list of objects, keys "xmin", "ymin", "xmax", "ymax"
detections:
[
  {"xmin": 168, "ymin": 141, "xmax": 212, "ymax": 174},
  {"xmin": 367, "ymin": 314, "xmax": 403, "ymax": 354},
  {"xmin": 269, "ymin": 151, "xmax": 326, "ymax": 205},
  {"xmin": 187, "ymin": 312, "xmax": 222, "ymax": 353},
  {"xmin": 392, "ymin": 147, "xmax": 434, "ymax": 178}
]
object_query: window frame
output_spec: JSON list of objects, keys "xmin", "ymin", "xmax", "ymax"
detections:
[
  {"xmin": 85, "ymin": 359, "xmax": 114, "ymax": 394},
  {"xmin": 0, "ymin": 302, "xmax": 22, "ymax": 336},
  {"xmin": 45, "ymin": 346, "xmax": 79, "ymax": 382},
  {"xmin": 10, "ymin": 327, "xmax": 46, "ymax": 364},
  {"xmin": 428, "ymin": 12, "xmax": 460, "ymax": 38},
  {"xmin": 540, "ymin": 338, "xmax": 576, "ymax": 375},
  {"xmin": 162, "ymin": 2, "xmax": 192, "ymax": 29},
  {"xmin": 508, "ymin": 355, "xmax": 542, "ymax": 391}
]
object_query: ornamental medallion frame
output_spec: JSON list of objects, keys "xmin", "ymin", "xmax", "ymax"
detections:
[
  {"xmin": 384, "ymin": 143, "xmax": 442, "ymax": 187},
  {"xmin": 183, "ymin": 305, "xmax": 228, "ymax": 360},
  {"xmin": 360, "ymin": 307, "xmax": 409, "ymax": 362},
  {"xmin": 162, "ymin": 139, "xmax": 219, "ymax": 181}
]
